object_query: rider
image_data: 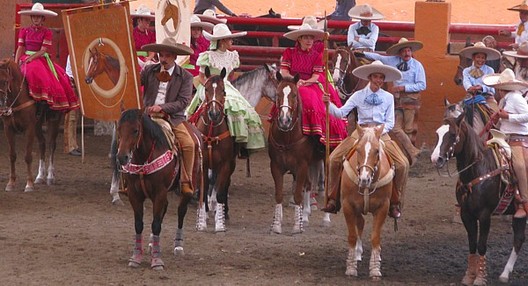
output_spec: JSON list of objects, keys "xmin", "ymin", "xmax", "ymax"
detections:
[
  {"xmin": 322, "ymin": 60, "xmax": 409, "ymax": 219},
  {"xmin": 499, "ymin": 1, "xmax": 528, "ymax": 50},
  {"xmin": 484, "ymin": 68, "xmax": 528, "ymax": 218},
  {"xmin": 193, "ymin": 0, "xmax": 237, "ymax": 17},
  {"xmin": 347, "ymin": 4, "xmax": 384, "ymax": 52},
  {"xmin": 140, "ymin": 38, "xmax": 197, "ymax": 197},
  {"xmin": 131, "ymin": 5, "xmax": 157, "ymax": 70},
  {"xmin": 189, "ymin": 15, "xmax": 213, "ymax": 77}
]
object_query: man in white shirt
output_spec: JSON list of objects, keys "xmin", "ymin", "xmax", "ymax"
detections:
[
  {"xmin": 499, "ymin": 1, "xmax": 528, "ymax": 49},
  {"xmin": 347, "ymin": 4, "xmax": 383, "ymax": 52}
]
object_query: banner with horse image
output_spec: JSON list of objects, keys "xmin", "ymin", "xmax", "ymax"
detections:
[
  {"xmin": 156, "ymin": 0, "xmax": 191, "ymax": 67},
  {"xmin": 62, "ymin": 2, "xmax": 141, "ymax": 121}
]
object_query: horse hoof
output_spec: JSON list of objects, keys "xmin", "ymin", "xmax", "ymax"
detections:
[
  {"xmin": 498, "ymin": 275, "xmax": 509, "ymax": 283},
  {"xmin": 112, "ymin": 197, "xmax": 124, "ymax": 206},
  {"xmin": 215, "ymin": 230, "xmax": 226, "ymax": 235},
  {"xmin": 321, "ymin": 219, "xmax": 331, "ymax": 227},
  {"xmin": 345, "ymin": 268, "xmax": 358, "ymax": 277},
  {"xmin": 151, "ymin": 265, "xmax": 164, "ymax": 271},
  {"xmin": 151, "ymin": 258, "xmax": 165, "ymax": 270},
  {"xmin": 24, "ymin": 186, "xmax": 35, "ymax": 192},
  {"xmin": 5, "ymin": 185, "xmax": 15, "ymax": 192},
  {"xmin": 292, "ymin": 228, "xmax": 303, "ymax": 235},
  {"xmin": 196, "ymin": 224, "xmax": 207, "ymax": 232},
  {"xmin": 270, "ymin": 225, "xmax": 282, "ymax": 234},
  {"xmin": 128, "ymin": 261, "xmax": 141, "ymax": 268},
  {"xmin": 35, "ymin": 177, "xmax": 45, "ymax": 184},
  {"xmin": 370, "ymin": 276, "xmax": 382, "ymax": 282},
  {"xmin": 173, "ymin": 246, "xmax": 184, "ymax": 256},
  {"xmin": 46, "ymin": 178, "xmax": 54, "ymax": 185}
]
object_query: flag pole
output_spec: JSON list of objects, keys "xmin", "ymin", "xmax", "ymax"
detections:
[{"xmin": 323, "ymin": 12, "xmax": 331, "ymax": 208}]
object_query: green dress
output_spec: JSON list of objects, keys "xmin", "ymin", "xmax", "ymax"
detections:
[{"xmin": 187, "ymin": 50, "xmax": 266, "ymax": 150}]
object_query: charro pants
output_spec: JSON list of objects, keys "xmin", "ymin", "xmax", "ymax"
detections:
[{"xmin": 172, "ymin": 123, "xmax": 195, "ymax": 185}]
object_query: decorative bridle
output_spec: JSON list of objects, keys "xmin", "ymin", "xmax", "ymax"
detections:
[
  {"xmin": 436, "ymin": 121, "xmax": 478, "ymax": 177},
  {"xmin": 0, "ymin": 65, "xmax": 33, "ymax": 117},
  {"xmin": 334, "ymin": 49, "xmax": 362, "ymax": 99}
]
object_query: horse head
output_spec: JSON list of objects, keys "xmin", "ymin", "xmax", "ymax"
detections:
[
  {"xmin": 203, "ymin": 67, "xmax": 227, "ymax": 125},
  {"xmin": 275, "ymin": 72, "xmax": 300, "ymax": 131},
  {"xmin": 355, "ymin": 124, "xmax": 384, "ymax": 188},
  {"xmin": 161, "ymin": 0, "xmax": 179, "ymax": 31},
  {"xmin": 331, "ymin": 47, "xmax": 367, "ymax": 102},
  {"xmin": 0, "ymin": 59, "xmax": 12, "ymax": 109},
  {"xmin": 85, "ymin": 47, "xmax": 101, "ymax": 84},
  {"xmin": 431, "ymin": 114, "xmax": 465, "ymax": 169},
  {"xmin": 116, "ymin": 109, "xmax": 143, "ymax": 166},
  {"xmin": 331, "ymin": 47, "xmax": 351, "ymax": 83},
  {"xmin": 443, "ymin": 98, "xmax": 464, "ymax": 119}
]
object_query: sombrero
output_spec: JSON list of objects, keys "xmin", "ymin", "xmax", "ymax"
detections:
[
  {"xmin": 142, "ymin": 38, "xmax": 193, "ymax": 55},
  {"xmin": 203, "ymin": 24, "xmax": 246, "ymax": 41},
  {"xmin": 283, "ymin": 23, "xmax": 325, "ymax": 41},
  {"xmin": 503, "ymin": 41, "xmax": 528, "ymax": 58},
  {"xmin": 352, "ymin": 60, "xmax": 402, "ymax": 82},
  {"xmin": 348, "ymin": 4, "xmax": 384, "ymax": 20},
  {"xmin": 459, "ymin": 42, "xmax": 501, "ymax": 61},
  {"xmin": 508, "ymin": 0, "xmax": 528, "ymax": 12},
  {"xmin": 18, "ymin": 3, "xmax": 57, "ymax": 17},
  {"xmin": 131, "ymin": 4, "xmax": 155, "ymax": 19},
  {"xmin": 482, "ymin": 68, "xmax": 528, "ymax": 91},
  {"xmin": 386, "ymin": 38, "xmax": 424, "ymax": 55},
  {"xmin": 197, "ymin": 9, "xmax": 227, "ymax": 24},
  {"xmin": 191, "ymin": 14, "xmax": 214, "ymax": 32},
  {"xmin": 287, "ymin": 16, "xmax": 324, "ymax": 31}
]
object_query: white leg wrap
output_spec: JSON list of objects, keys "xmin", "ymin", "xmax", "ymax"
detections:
[
  {"xmin": 499, "ymin": 248, "xmax": 517, "ymax": 283},
  {"xmin": 369, "ymin": 247, "xmax": 382, "ymax": 278},
  {"xmin": 196, "ymin": 204, "xmax": 208, "ymax": 232},
  {"xmin": 292, "ymin": 205, "xmax": 304, "ymax": 234},
  {"xmin": 215, "ymin": 203, "xmax": 226, "ymax": 232},
  {"xmin": 270, "ymin": 204, "xmax": 283, "ymax": 234},
  {"xmin": 345, "ymin": 247, "xmax": 358, "ymax": 276}
]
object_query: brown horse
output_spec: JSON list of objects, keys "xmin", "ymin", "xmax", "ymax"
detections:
[
  {"xmin": 161, "ymin": 0, "xmax": 180, "ymax": 31},
  {"xmin": 194, "ymin": 67, "xmax": 238, "ymax": 233},
  {"xmin": 85, "ymin": 46, "xmax": 120, "ymax": 85},
  {"xmin": 268, "ymin": 73, "xmax": 324, "ymax": 234},
  {"xmin": 341, "ymin": 124, "xmax": 394, "ymax": 280},
  {"xmin": 116, "ymin": 109, "xmax": 197, "ymax": 270}
]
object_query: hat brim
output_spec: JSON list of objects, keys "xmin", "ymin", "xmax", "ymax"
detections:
[
  {"xmin": 18, "ymin": 10, "xmax": 57, "ymax": 17},
  {"xmin": 283, "ymin": 29, "xmax": 324, "ymax": 41},
  {"xmin": 348, "ymin": 6, "xmax": 384, "ymax": 20},
  {"xmin": 191, "ymin": 22, "xmax": 214, "ymax": 32},
  {"xmin": 203, "ymin": 31, "xmax": 247, "ymax": 41},
  {"xmin": 503, "ymin": 50, "xmax": 528, "ymax": 59},
  {"xmin": 386, "ymin": 41, "xmax": 424, "ymax": 55},
  {"xmin": 197, "ymin": 15, "xmax": 227, "ymax": 24},
  {"xmin": 141, "ymin": 43, "xmax": 193, "ymax": 55},
  {"xmin": 352, "ymin": 64, "xmax": 402, "ymax": 82},
  {"xmin": 508, "ymin": 4, "xmax": 528, "ymax": 12},
  {"xmin": 482, "ymin": 74, "xmax": 528, "ymax": 91},
  {"xmin": 287, "ymin": 21, "xmax": 325, "ymax": 31},
  {"xmin": 459, "ymin": 47, "xmax": 501, "ymax": 61}
]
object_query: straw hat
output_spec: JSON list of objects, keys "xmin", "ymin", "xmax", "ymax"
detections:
[
  {"xmin": 142, "ymin": 38, "xmax": 193, "ymax": 55},
  {"xmin": 482, "ymin": 68, "xmax": 528, "ymax": 91},
  {"xmin": 503, "ymin": 41, "xmax": 528, "ymax": 58},
  {"xmin": 131, "ymin": 5, "xmax": 155, "ymax": 19},
  {"xmin": 459, "ymin": 42, "xmax": 501, "ymax": 61},
  {"xmin": 197, "ymin": 9, "xmax": 227, "ymax": 24},
  {"xmin": 283, "ymin": 24, "xmax": 325, "ymax": 41},
  {"xmin": 508, "ymin": 0, "xmax": 528, "ymax": 12},
  {"xmin": 18, "ymin": 3, "xmax": 57, "ymax": 17},
  {"xmin": 348, "ymin": 4, "xmax": 384, "ymax": 20},
  {"xmin": 287, "ymin": 16, "xmax": 324, "ymax": 31},
  {"xmin": 352, "ymin": 60, "xmax": 402, "ymax": 82},
  {"xmin": 386, "ymin": 38, "xmax": 424, "ymax": 55},
  {"xmin": 191, "ymin": 15, "xmax": 214, "ymax": 32},
  {"xmin": 203, "ymin": 24, "xmax": 247, "ymax": 41}
]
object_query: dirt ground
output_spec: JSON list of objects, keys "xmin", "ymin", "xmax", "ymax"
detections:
[{"xmin": 1, "ymin": 130, "xmax": 528, "ymax": 285}]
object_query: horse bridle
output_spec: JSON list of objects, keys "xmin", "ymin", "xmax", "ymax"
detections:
[
  {"xmin": 436, "ymin": 121, "xmax": 478, "ymax": 177},
  {"xmin": 275, "ymin": 87, "xmax": 300, "ymax": 132},
  {"xmin": 334, "ymin": 49, "xmax": 363, "ymax": 98},
  {"xmin": 0, "ymin": 66, "xmax": 31, "ymax": 117}
]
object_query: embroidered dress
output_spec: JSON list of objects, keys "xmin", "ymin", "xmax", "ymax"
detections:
[
  {"xmin": 133, "ymin": 26, "xmax": 156, "ymax": 62},
  {"xmin": 279, "ymin": 45, "xmax": 347, "ymax": 148},
  {"xmin": 18, "ymin": 26, "xmax": 78, "ymax": 111},
  {"xmin": 187, "ymin": 50, "xmax": 266, "ymax": 150},
  {"xmin": 188, "ymin": 36, "xmax": 210, "ymax": 76}
]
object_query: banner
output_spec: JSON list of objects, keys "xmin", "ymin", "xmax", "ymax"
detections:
[
  {"xmin": 62, "ymin": 2, "xmax": 142, "ymax": 121},
  {"xmin": 155, "ymin": 0, "xmax": 191, "ymax": 66}
]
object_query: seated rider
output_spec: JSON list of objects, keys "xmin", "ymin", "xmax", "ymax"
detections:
[
  {"xmin": 322, "ymin": 60, "xmax": 410, "ymax": 219},
  {"xmin": 141, "ymin": 38, "xmax": 198, "ymax": 197},
  {"xmin": 347, "ymin": 4, "xmax": 384, "ymax": 52}
]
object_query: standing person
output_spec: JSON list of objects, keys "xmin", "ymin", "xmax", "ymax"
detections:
[
  {"xmin": 279, "ymin": 23, "xmax": 348, "ymax": 148},
  {"xmin": 193, "ymin": 0, "xmax": 237, "ymax": 17},
  {"xmin": 347, "ymin": 4, "xmax": 383, "ymax": 52},
  {"xmin": 131, "ymin": 4, "xmax": 157, "ymax": 70},
  {"xmin": 64, "ymin": 56, "xmax": 81, "ymax": 156},
  {"xmin": 15, "ymin": 3, "xmax": 79, "ymax": 112},
  {"xmin": 328, "ymin": 0, "xmax": 356, "ymax": 21},
  {"xmin": 140, "ymin": 38, "xmax": 198, "ymax": 197},
  {"xmin": 189, "ymin": 15, "xmax": 213, "ymax": 77},
  {"xmin": 483, "ymin": 68, "xmax": 528, "ymax": 218},
  {"xmin": 499, "ymin": 1, "xmax": 528, "ymax": 50},
  {"xmin": 187, "ymin": 24, "xmax": 266, "ymax": 155},
  {"xmin": 321, "ymin": 61, "xmax": 409, "ymax": 219}
]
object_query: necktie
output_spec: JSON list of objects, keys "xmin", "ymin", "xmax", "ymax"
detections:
[
  {"xmin": 469, "ymin": 68, "xmax": 484, "ymax": 79},
  {"xmin": 364, "ymin": 93, "xmax": 383, "ymax": 106},
  {"xmin": 397, "ymin": 61, "xmax": 408, "ymax": 72},
  {"xmin": 518, "ymin": 22, "xmax": 525, "ymax": 36},
  {"xmin": 356, "ymin": 26, "xmax": 371, "ymax": 36},
  {"xmin": 156, "ymin": 71, "xmax": 171, "ymax": 82}
]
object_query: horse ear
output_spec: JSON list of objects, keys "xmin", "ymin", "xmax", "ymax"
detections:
[
  {"xmin": 276, "ymin": 70, "xmax": 282, "ymax": 82},
  {"xmin": 205, "ymin": 66, "xmax": 211, "ymax": 78},
  {"xmin": 220, "ymin": 67, "xmax": 227, "ymax": 79},
  {"xmin": 444, "ymin": 98, "xmax": 450, "ymax": 106},
  {"xmin": 332, "ymin": 41, "xmax": 338, "ymax": 49},
  {"xmin": 456, "ymin": 112, "xmax": 465, "ymax": 125},
  {"xmin": 357, "ymin": 124, "xmax": 364, "ymax": 138},
  {"xmin": 293, "ymin": 73, "xmax": 300, "ymax": 84}
]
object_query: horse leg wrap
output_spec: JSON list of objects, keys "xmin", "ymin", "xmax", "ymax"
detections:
[
  {"xmin": 473, "ymin": 255, "xmax": 487, "ymax": 286},
  {"xmin": 196, "ymin": 205, "xmax": 207, "ymax": 232},
  {"xmin": 292, "ymin": 205, "xmax": 304, "ymax": 234},
  {"xmin": 150, "ymin": 235, "xmax": 164, "ymax": 270},
  {"xmin": 173, "ymin": 228, "xmax": 184, "ymax": 256},
  {"xmin": 461, "ymin": 254, "xmax": 478, "ymax": 285},
  {"xmin": 270, "ymin": 204, "xmax": 283, "ymax": 234},
  {"xmin": 369, "ymin": 247, "xmax": 382, "ymax": 279},
  {"xmin": 215, "ymin": 203, "xmax": 226, "ymax": 232},
  {"xmin": 345, "ymin": 247, "xmax": 359, "ymax": 276},
  {"xmin": 128, "ymin": 234, "xmax": 143, "ymax": 267}
]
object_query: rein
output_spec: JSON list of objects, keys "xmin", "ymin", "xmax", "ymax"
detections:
[
  {"xmin": 269, "ymin": 84, "xmax": 305, "ymax": 150},
  {"xmin": 335, "ymin": 49, "xmax": 362, "ymax": 99},
  {"xmin": 200, "ymin": 97, "xmax": 230, "ymax": 169},
  {"xmin": 0, "ymin": 65, "xmax": 33, "ymax": 117}
]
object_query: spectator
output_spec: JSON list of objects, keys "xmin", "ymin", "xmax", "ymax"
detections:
[
  {"xmin": 131, "ymin": 5, "xmax": 157, "ymax": 70},
  {"xmin": 328, "ymin": 0, "xmax": 356, "ymax": 21},
  {"xmin": 347, "ymin": 4, "xmax": 384, "ymax": 51},
  {"xmin": 499, "ymin": 1, "xmax": 528, "ymax": 49},
  {"xmin": 193, "ymin": 0, "xmax": 237, "ymax": 17},
  {"xmin": 188, "ymin": 15, "xmax": 213, "ymax": 77}
]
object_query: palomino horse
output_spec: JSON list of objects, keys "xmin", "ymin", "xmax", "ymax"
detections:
[
  {"xmin": 160, "ymin": 0, "xmax": 179, "ymax": 31},
  {"xmin": 116, "ymin": 109, "xmax": 194, "ymax": 270},
  {"xmin": 431, "ymin": 115, "xmax": 526, "ymax": 284},
  {"xmin": 269, "ymin": 73, "xmax": 324, "ymax": 234},
  {"xmin": 341, "ymin": 124, "xmax": 394, "ymax": 280},
  {"xmin": 0, "ymin": 58, "xmax": 62, "ymax": 191},
  {"xmin": 85, "ymin": 47, "xmax": 120, "ymax": 85},
  {"xmin": 194, "ymin": 67, "xmax": 238, "ymax": 233}
]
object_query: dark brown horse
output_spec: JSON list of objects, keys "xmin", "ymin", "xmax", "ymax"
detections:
[
  {"xmin": 85, "ymin": 46, "xmax": 120, "ymax": 85},
  {"xmin": 431, "ymin": 115, "xmax": 526, "ymax": 284},
  {"xmin": 194, "ymin": 67, "xmax": 238, "ymax": 233},
  {"xmin": 268, "ymin": 73, "xmax": 324, "ymax": 234},
  {"xmin": 116, "ymin": 109, "xmax": 194, "ymax": 270}
]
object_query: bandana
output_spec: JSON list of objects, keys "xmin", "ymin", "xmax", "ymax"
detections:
[
  {"xmin": 356, "ymin": 26, "xmax": 371, "ymax": 36},
  {"xmin": 364, "ymin": 93, "xmax": 383, "ymax": 105},
  {"xmin": 156, "ymin": 71, "xmax": 171, "ymax": 82},
  {"xmin": 397, "ymin": 61, "xmax": 408, "ymax": 72},
  {"xmin": 469, "ymin": 67, "xmax": 484, "ymax": 79}
]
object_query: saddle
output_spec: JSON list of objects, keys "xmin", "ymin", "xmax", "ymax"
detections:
[{"xmin": 150, "ymin": 114, "xmax": 179, "ymax": 152}]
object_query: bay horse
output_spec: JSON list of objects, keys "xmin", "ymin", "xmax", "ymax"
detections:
[
  {"xmin": 160, "ymin": 0, "xmax": 179, "ymax": 31},
  {"xmin": 0, "ymin": 58, "xmax": 62, "ymax": 191},
  {"xmin": 85, "ymin": 47, "xmax": 120, "ymax": 85},
  {"xmin": 116, "ymin": 109, "xmax": 194, "ymax": 270},
  {"xmin": 269, "ymin": 73, "xmax": 324, "ymax": 234},
  {"xmin": 340, "ymin": 124, "xmax": 394, "ymax": 280},
  {"xmin": 431, "ymin": 115, "xmax": 526, "ymax": 284}
]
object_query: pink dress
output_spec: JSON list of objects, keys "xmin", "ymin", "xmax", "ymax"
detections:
[
  {"xmin": 279, "ymin": 44, "xmax": 347, "ymax": 148},
  {"xmin": 18, "ymin": 26, "xmax": 79, "ymax": 111},
  {"xmin": 133, "ymin": 27, "xmax": 156, "ymax": 62},
  {"xmin": 188, "ymin": 35, "xmax": 210, "ymax": 76}
]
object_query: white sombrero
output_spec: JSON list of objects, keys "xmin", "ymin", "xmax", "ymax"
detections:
[
  {"xmin": 18, "ymin": 3, "xmax": 57, "ymax": 17},
  {"xmin": 348, "ymin": 4, "xmax": 384, "ymax": 20},
  {"xmin": 352, "ymin": 60, "xmax": 402, "ymax": 82},
  {"xmin": 191, "ymin": 14, "xmax": 214, "ymax": 32},
  {"xmin": 131, "ymin": 4, "xmax": 155, "ymax": 19},
  {"xmin": 283, "ymin": 23, "xmax": 325, "ymax": 41},
  {"xmin": 482, "ymin": 68, "xmax": 528, "ymax": 91},
  {"xmin": 503, "ymin": 41, "xmax": 528, "ymax": 59},
  {"xmin": 142, "ymin": 38, "xmax": 193, "ymax": 55},
  {"xmin": 459, "ymin": 42, "xmax": 501, "ymax": 61},
  {"xmin": 287, "ymin": 16, "xmax": 324, "ymax": 31},
  {"xmin": 197, "ymin": 9, "xmax": 227, "ymax": 24},
  {"xmin": 508, "ymin": 0, "xmax": 528, "ymax": 12},
  {"xmin": 203, "ymin": 24, "xmax": 247, "ymax": 41},
  {"xmin": 386, "ymin": 37, "xmax": 424, "ymax": 55}
]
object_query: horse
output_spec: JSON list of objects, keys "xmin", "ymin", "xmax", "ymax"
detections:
[
  {"xmin": 115, "ymin": 109, "xmax": 194, "ymax": 270},
  {"xmin": 444, "ymin": 98, "xmax": 494, "ymax": 142},
  {"xmin": 231, "ymin": 8, "xmax": 293, "ymax": 47},
  {"xmin": 160, "ymin": 0, "xmax": 179, "ymax": 31},
  {"xmin": 340, "ymin": 124, "xmax": 394, "ymax": 280},
  {"xmin": 0, "ymin": 58, "xmax": 62, "ymax": 191},
  {"xmin": 268, "ymin": 73, "xmax": 325, "ymax": 234},
  {"xmin": 431, "ymin": 115, "xmax": 526, "ymax": 284},
  {"xmin": 232, "ymin": 63, "xmax": 278, "ymax": 107},
  {"xmin": 85, "ymin": 46, "xmax": 120, "ymax": 85}
]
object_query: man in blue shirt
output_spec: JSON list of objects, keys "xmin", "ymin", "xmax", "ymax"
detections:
[
  {"xmin": 328, "ymin": 0, "xmax": 356, "ymax": 21},
  {"xmin": 347, "ymin": 4, "xmax": 383, "ymax": 51}
]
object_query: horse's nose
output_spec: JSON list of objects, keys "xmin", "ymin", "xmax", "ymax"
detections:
[
  {"xmin": 208, "ymin": 110, "xmax": 220, "ymax": 121},
  {"xmin": 434, "ymin": 156, "xmax": 446, "ymax": 169},
  {"xmin": 116, "ymin": 154, "xmax": 129, "ymax": 167},
  {"xmin": 85, "ymin": 77, "xmax": 93, "ymax": 84}
]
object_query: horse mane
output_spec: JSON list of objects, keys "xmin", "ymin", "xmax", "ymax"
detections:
[
  {"xmin": 453, "ymin": 118, "xmax": 488, "ymax": 164},
  {"xmin": 232, "ymin": 64, "xmax": 277, "ymax": 105},
  {"xmin": 103, "ymin": 54, "xmax": 120, "ymax": 72},
  {"xmin": 0, "ymin": 58, "xmax": 25, "ymax": 95},
  {"xmin": 119, "ymin": 109, "xmax": 170, "ymax": 150}
]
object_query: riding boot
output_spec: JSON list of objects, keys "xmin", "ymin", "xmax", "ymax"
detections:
[
  {"xmin": 514, "ymin": 201, "xmax": 528, "ymax": 218},
  {"xmin": 391, "ymin": 128, "xmax": 420, "ymax": 166},
  {"xmin": 238, "ymin": 146, "xmax": 249, "ymax": 159},
  {"xmin": 389, "ymin": 185, "xmax": 401, "ymax": 219},
  {"xmin": 321, "ymin": 189, "xmax": 339, "ymax": 214}
]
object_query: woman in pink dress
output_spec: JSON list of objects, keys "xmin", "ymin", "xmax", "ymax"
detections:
[
  {"xmin": 14, "ymin": 3, "xmax": 79, "ymax": 112},
  {"xmin": 131, "ymin": 5, "xmax": 157, "ymax": 69},
  {"xmin": 279, "ymin": 23, "xmax": 347, "ymax": 148},
  {"xmin": 189, "ymin": 15, "xmax": 213, "ymax": 77}
]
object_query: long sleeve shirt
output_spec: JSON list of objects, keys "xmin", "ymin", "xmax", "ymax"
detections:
[
  {"xmin": 328, "ymin": 0, "xmax": 356, "ymax": 21},
  {"xmin": 347, "ymin": 22, "xmax": 379, "ymax": 51},
  {"xmin": 462, "ymin": 64, "xmax": 495, "ymax": 94},
  {"xmin": 193, "ymin": 0, "xmax": 235, "ymax": 16},
  {"xmin": 509, "ymin": 21, "xmax": 528, "ymax": 45},
  {"xmin": 498, "ymin": 90, "xmax": 528, "ymax": 135}
]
